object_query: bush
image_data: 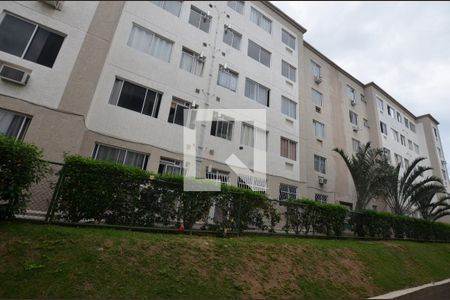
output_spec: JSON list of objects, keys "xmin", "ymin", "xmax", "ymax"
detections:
[
  {"xmin": 282, "ymin": 198, "xmax": 348, "ymax": 236},
  {"xmin": 54, "ymin": 155, "xmax": 149, "ymax": 223},
  {"xmin": 349, "ymin": 210, "xmax": 450, "ymax": 241},
  {"xmin": 0, "ymin": 135, "xmax": 48, "ymax": 220}
]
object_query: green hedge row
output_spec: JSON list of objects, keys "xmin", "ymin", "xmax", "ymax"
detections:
[
  {"xmin": 282, "ymin": 198, "xmax": 348, "ymax": 236},
  {"xmin": 0, "ymin": 135, "xmax": 48, "ymax": 220},
  {"xmin": 349, "ymin": 210, "xmax": 450, "ymax": 241},
  {"xmin": 53, "ymin": 155, "xmax": 279, "ymax": 233}
]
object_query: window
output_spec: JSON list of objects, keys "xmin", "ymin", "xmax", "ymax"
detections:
[
  {"xmin": 410, "ymin": 122, "xmax": 416, "ymax": 133},
  {"xmin": 227, "ymin": 1, "xmax": 245, "ymax": 14},
  {"xmin": 394, "ymin": 153, "xmax": 403, "ymax": 167},
  {"xmin": 414, "ymin": 143, "xmax": 420, "ymax": 154},
  {"xmin": 245, "ymin": 78, "xmax": 270, "ymax": 106},
  {"xmin": 313, "ymin": 120, "xmax": 325, "ymax": 139},
  {"xmin": 223, "ymin": 26, "xmax": 242, "ymax": 50},
  {"xmin": 404, "ymin": 117, "xmax": 409, "ymax": 128},
  {"xmin": 92, "ymin": 144, "xmax": 149, "ymax": 170},
  {"xmin": 240, "ymin": 122, "xmax": 267, "ymax": 150},
  {"xmin": 400, "ymin": 135, "xmax": 406, "ymax": 146},
  {"xmin": 396, "ymin": 111, "xmax": 402, "ymax": 123},
  {"xmin": 281, "ymin": 96, "xmax": 297, "ymax": 119},
  {"xmin": 109, "ymin": 78, "xmax": 162, "ymax": 118},
  {"xmin": 347, "ymin": 85, "xmax": 355, "ymax": 101},
  {"xmin": 206, "ymin": 168, "xmax": 230, "ymax": 185},
  {"xmin": 0, "ymin": 13, "xmax": 65, "ymax": 68},
  {"xmin": 280, "ymin": 137, "xmax": 297, "ymax": 160},
  {"xmin": 0, "ymin": 108, "xmax": 31, "ymax": 141},
  {"xmin": 380, "ymin": 121, "xmax": 388, "ymax": 135},
  {"xmin": 352, "ymin": 139, "xmax": 361, "ymax": 152},
  {"xmin": 217, "ymin": 66, "xmax": 238, "ymax": 92},
  {"xmin": 127, "ymin": 24, "xmax": 173, "ymax": 62},
  {"xmin": 408, "ymin": 140, "xmax": 413, "ymax": 151},
  {"xmin": 377, "ymin": 97, "xmax": 384, "ymax": 111},
  {"xmin": 360, "ymin": 94, "xmax": 366, "ymax": 103},
  {"xmin": 150, "ymin": 1, "xmax": 182, "ymax": 16},
  {"xmin": 168, "ymin": 97, "xmax": 196, "ymax": 128},
  {"xmin": 312, "ymin": 89, "xmax": 323, "ymax": 107},
  {"xmin": 188, "ymin": 6, "xmax": 211, "ymax": 33},
  {"xmin": 392, "ymin": 129, "xmax": 399, "ymax": 142},
  {"xmin": 311, "ymin": 60, "xmax": 321, "ymax": 78},
  {"xmin": 404, "ymin": 158, "xmax": 410, "ymax": 169},
  {"xmin": 180, "ymin": 48, "xmax": 204, "ymax": 76},
  {"xmin": 363, "ymin": 118, "xmax": 369, "ymax": 128},
  {"xmin": 281, "ymin": 60, "xmax": 296, "ymax": 82},
  {"xmin": 158, "ymin": 157, "xmax": 184, "ymax": 175},
  {"xmin": 281, "ymin": 29, "xmax": 296, "ymax": 50},
  {"xmin": 433, "ymin": 127, "xmax": 439, "ymax": 139},
  {"xmin": 210, "ymin": 112, "xmax": 234, "ymax": 141},
  {"xmin": 279, "ymin": 184, "xmax": 297, "ymax": 200},
  {"xmin": 349, "ymin": 111, "xmax": 358, "ymax": 126},
  {"xmin": 250, "ymin": 7, "xmax": 271, "ymax": 33},
  {"xmin": 383, "ymin": 148, "xmax": 391, "ymax": 163},
  {"xmin": 315, "ymin": 193, "xmax": 328, "ymax": 202},
  {"xmin": 387, "ymin": 105, "xmax": 394, "ymax": 117},
  {"xmin": 438, "ymin": 147, "xmax": 442, "ymax": 158},
  {"xmin": 247, "ymin": 40, "xmax": 271, "ymax": 67},
  {"xmin": 314, "ymin": 155, "xmax": 326, "ymax": 174}
]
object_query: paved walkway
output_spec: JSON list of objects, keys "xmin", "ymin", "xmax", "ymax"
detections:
[{"xmin": 369, "ymin": 278, "xmax": 450, "ymax": 300}]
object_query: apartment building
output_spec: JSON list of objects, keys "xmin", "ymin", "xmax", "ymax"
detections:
[{"xmin": 0, "ymin": 1, "xmax": 447, "ymax": 212}]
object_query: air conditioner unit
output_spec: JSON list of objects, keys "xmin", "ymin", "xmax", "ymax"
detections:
[
  {"xmin": 318, "ymin": 176, "xmax": 328, "ymax": 185},
  {"xmin": 41, "ymin": 0, "xmax": 64, "ymax": 10},
  {"xmin": 224, "ymin": 24, "xmax": 232, "ymax": 31},
  {"xmin": 0, "ymin": 64, "xmax": 30, "ymax": 86},
  {"xmin": 314, "ymin": 75, "xmax": 322, "ymax": 84},
  {"xmin": 198, "ymin": 52, "xmax": 206, "ymax": 62},
  {"xmin": 350, "ymin": 99, "xmax": 356, "ymax": 106},
  {"xmin": 352, "ymin": 125, "xmax": 359, "ymax": 132},
  {"xmin": 315, "ymin": 106, "xmax": 321, "ymax": 113}
]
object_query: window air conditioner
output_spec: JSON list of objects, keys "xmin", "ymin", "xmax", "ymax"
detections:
[
  {"xmin": 41, "ymin": 1, "xmax": 64, "ymax": 10},
  {"xmin": 314, "ymin": 75, "xmax": 322, "ymax": 84},
  {"xmin": 318, "ymin": 176, "xmax": 327, "ymax": 185},
  {"xmin": 352, "ymin": 125, "xmax": 359, "ymax": 132},
  {"xmin": 0, "ymin": 64, "xmax": 30, "ymax": 86}
]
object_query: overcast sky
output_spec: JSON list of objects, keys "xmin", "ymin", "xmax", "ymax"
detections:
[{"xmin": 272, "ymin": 1, "xmax": 450, "ymax": 161}]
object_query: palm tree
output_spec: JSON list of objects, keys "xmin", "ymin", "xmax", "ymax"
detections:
[
  {"xmin": 413, "ymin": 191, "xmax": 450, "ymax": 221},
  {"xmin": 334, "ymin": 142, "xmax": 390, "ymax": 210},
  {"xmin": 382, "ymin": 157, "xmax": 444, "ymax": 216}
]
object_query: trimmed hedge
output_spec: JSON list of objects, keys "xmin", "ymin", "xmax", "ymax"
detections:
[
  {"xmin": 50, "ymin": 155, "xmax": 450, "ymax": 241},
  {"xmin": 54, "ymin": 155, "xmax": 276, "ymax": 232},
  {"xmin": 282, "ymin": 198, "xmax": 348, "ymax": 236},
  {"xmin": 0, "ymin": 135, "xmax": 48, "ymax": 220},
  {"xmin": 349, "ymin": 210, "xmax": 450, "ymax": 241}
]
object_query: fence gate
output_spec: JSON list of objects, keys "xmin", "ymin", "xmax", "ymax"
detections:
[{"xmin": 18, "ymin": 161, "xmax": 63, "ymax": 220}]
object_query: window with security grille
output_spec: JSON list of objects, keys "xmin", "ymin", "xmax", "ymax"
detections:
[
  {"xmin": 158, "ymin": 157, "xmax": 184, "ymax": 175},
  {"xmin": 238, "ymin": 175, "xmax": 267, "ymax": 193},
  {"xmin": 315, "ymin": 193, "xmax": 328, "ymax": 202}
]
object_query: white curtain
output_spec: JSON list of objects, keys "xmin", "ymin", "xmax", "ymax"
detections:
[
  {"xmin": 245, "ymin": 79, "xmax": 256, "ymax": 100},
  {"xmin": 240, "ymin": 123, "xmax": 254, "ymax": 147},
  {"xmin": 0, "ymin": 109, "xmax": 14, "ymax": 135},
  {"xmin": 218, "ymin": 70, "xmax": 238, "ymax": 91},
  {"xmin": 128, "ymin": 24, "xmax": 173, "ymax": 62}
]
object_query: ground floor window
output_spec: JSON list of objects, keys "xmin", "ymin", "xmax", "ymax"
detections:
[
  {"xmin": 279, "ymin": 184, "xmax": 297, "ymax": 200},
  {"xmin": 0, "ymin": 108, "xmax": 31, "ymax": 141},
  {"xmin": 238, "ymin": 175, "xmax": 267, "ymax": 194},
  {"xmin": 315, "ymin": 193, "xmax": 328, "ymax": 202},
  {"xmin": 92, "ymin": 143, "xmax": 149, "ymax": 170},
  {"xmin": 158, "ymin": 157, "xmax": 184, "ymax": 176},
  {"xmin": 205, "ymin": 168, "xmax": 230, "ymax": 185}
]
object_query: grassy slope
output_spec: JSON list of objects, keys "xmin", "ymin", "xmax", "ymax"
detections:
[{"xmin": 0, "ymin": 222, "xmax": 449, "ymax": 299}]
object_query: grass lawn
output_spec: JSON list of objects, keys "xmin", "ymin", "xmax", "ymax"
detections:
[{"xmin": 0, "ymin": 222, "xmax": 449, "ymax": 299}]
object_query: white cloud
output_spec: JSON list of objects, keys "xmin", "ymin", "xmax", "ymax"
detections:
[{"xmin": 272, "ymin": 1, "xmax": 450, "ymax": 161}]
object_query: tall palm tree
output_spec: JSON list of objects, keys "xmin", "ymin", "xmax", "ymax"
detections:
[
  {"xmin": 382, "ymin": 157, "xmax": 444, "ymax": 216},
  {"xmin": 333, "ymin": 142, "xmax": 389, "ymax": 210},
  {"xmin": 413, "ymin": 190, "xmax": 450, "ymax": 221}
]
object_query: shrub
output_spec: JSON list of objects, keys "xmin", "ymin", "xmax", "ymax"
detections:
[
  {"xmin": 282, "ymin": 198, "xmax": 348, "ymax": 236},
  {"xmin": 54, "ymin": 155, "xmax": 149, "ymax": 223},
  {"xmin": 0, "ymin": 135, "xmax": 48, "ymax": 220}
]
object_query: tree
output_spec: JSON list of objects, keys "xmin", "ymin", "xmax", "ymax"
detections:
[
  {"xmin": 333, "ymin": 142, "xmax": 389, "ymax": 210},
  {"xmin": 382, "ymin": 157, "xmax": 445, "ymax": 216},
  {"xmin": 413, "ymin": 191, "xmax": 450, "ymax": 221}
]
